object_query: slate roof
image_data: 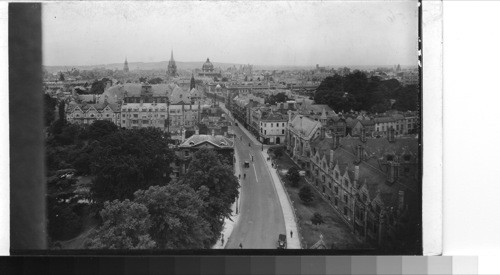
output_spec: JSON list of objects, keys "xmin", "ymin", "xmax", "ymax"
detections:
[
  {"xmin": 289, "ymin": 115, "xmax": 321, "ymax": 138},
  {"xmin": 179, "ymin": 134, "xmax": 234, "ymax": 149}
]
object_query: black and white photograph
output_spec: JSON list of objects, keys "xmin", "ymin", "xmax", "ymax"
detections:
[{"xmin": 12, "ymin": 1, "xmax": 422, "ymax": 254}]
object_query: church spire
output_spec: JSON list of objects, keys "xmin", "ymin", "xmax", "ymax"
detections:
[
  {"xmin": 170, "ymin": 49, "xmax": 174, "ymax": 61},
  {"xmin": 190, "ymin": 73, "xmax": 196, "ymax": 90},
  {"xmin": 123, "ymin": 57, "xmax": 129, "ymax": 73}
]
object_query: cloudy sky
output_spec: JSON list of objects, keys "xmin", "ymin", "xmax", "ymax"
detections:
[{"xmin": 42, "ymin": 1, "xmax": 418, "ymax": 67}]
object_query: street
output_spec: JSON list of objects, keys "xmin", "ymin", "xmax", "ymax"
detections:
[{"xmin": 225, "ymin": 115, "xmax": 287, "ymax": 249}]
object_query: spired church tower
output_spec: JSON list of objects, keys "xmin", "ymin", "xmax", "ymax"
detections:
[
  {"xmin": 190, "ymin": 73, "xmax": 196, "ymax": 90},
  {"xmin": 123, "ymin": 58, "xmax": 129, "ymax": 73},
  {"xmin": 167, "ymin": 50, "xmax": 178, "ymax": 77}
]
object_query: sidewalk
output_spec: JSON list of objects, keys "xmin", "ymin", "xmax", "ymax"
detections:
[
  {"xmin": 261, "ymin": 149, "xmax": 302, "ymax": 249},
  {"xmin": 212, "ymin": 136, "xmax": 242, "ymax": 249},
  {"xmin": 221, "ymin": 102, "xmax": 301, "ymax": 249}
]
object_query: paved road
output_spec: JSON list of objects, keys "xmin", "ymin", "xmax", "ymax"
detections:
[{"xmin": 225, "ymin": 117, "xmax": 286, "ymax": 249}]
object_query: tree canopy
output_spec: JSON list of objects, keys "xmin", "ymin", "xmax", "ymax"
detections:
[
  {"xmin": 299, "ymin": 185, "xmax": 314, "ymax": 205},
  {"xmin": 90, "ymin": 127, "xmax": 175, "ymax": 205},
  {"xmin": 181, "ymin": 148, "xmax": 239, "ymax": 243},
  {"xmin": 286, "ymin": 166, "xmax": 301, "ymax": 188},
  {"xmin": 84, "ymin": 199, "xmax": 156, "ymax": 249},
  {"xmin": 134, "ymin": 183, "xmax": 212, "ymax": 249},
  {"xmin": 265, "ymin": 92, "xmax": 289, "ymax": 105},
  {"xmin": 314, "ymin": 72, "xmax": 419, "ymax": 113}
]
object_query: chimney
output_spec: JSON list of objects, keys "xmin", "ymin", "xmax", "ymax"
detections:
[
  {"xmin": 388, "ymin": 126, "xmax": 395, "ymax": 143},
  {"xmin": 211, "ymin": 129, "xmax": 215, "ymax": 137},
  {"xmin": 333, "ymin": 134, "xmax": 338, "ymax": 149},
  {"xmin": 288, "ymin": 110, "xmax": 292, "ymax": 123},
  {"xmin": 181, "ymin": 128, "xmax": 186, "ymax": 143},
  {"xmin": 360, "ymin": 127, "xmax": 366, "ymax": 143},
  {"xmin": 195, "ymin": 127, "xmax": 199, "ymax": 135},
  {"xmin": 387, "ymin": 161, "xmax": 395, "ymax": 184}
]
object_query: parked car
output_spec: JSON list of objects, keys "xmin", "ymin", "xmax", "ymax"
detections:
[
  {"xmin": 244, "ymin": 161, "xmax": 250, "ymax": 168},
  {"xmin": 277, "ymin": 234, "xmax": 287, "ymax": 249}
]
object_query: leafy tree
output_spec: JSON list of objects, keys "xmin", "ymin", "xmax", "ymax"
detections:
[
  {"xmin": 134, "ymin": 183, "xmax": 212, "ymax": 249},
  {"xmin": 58, "ymin": 101, "xmax": 66, "ymax": 123},
  {"xmin": 84, "ymin": 199, "xmax": 156, "ymax": 249},
  {"xmin": 47, "ymin": 200, "xmax": 82, "ymax": 240},
  {"xmin": 185, "ymin": 130, "xmax": 195, "ymax": 139},
  {"xmin": 265, "ymin": 92, "xmax": 289, "ymax": 105},
  {"xmin": 44, "ymin": 94, "xmax": 57, "ymax": 127},
  {"xmin": 286, "ymin": 166, "xmax": 301, "ymax": 188},
  {"xmin": 273, "ymin": 146, "xmax": 285, "ymax": 159},
  {"xmin": 148, "ymin": 77, "xmax": 163, "ymax": 84},
  {"xmin": 90, "ymin": 79, "xmax": 106, "ymax": 94},
  {"xmin": 311, "ymin": 212, "xmax": 324, "ymax": 226},
  {"xmin": 299, "ymin": 185, "xmax": 314, "ymax": 205},
  {"xmin": 59, "ymin": 72, "xmax": 65, "ymax": 82},
  {"xmin": 90, "ymin": 128, "xmax": 175, "ymax": 205},
  {"xmin": 221, "ymin": 77, "xmax": 228, "ymax": 82},
  {"xmin": 85, "ymin": 120, "xmax": 118, "ymax": 141},
  {"xmin": 182, "ymin": 148, "xmax": 239, "ymax": 243}
]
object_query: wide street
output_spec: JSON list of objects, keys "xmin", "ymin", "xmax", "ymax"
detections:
[{"xmin": 224, "ymin": 113, "xmax": 287, "ymax": 249}]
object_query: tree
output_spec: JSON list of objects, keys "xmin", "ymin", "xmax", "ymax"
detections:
[
  {"xmin": 182, "ymin": 148, "xmax": 239, "ymax": 242},
  {"xmin": 273, "ymin": 146, "xmax": 285, "ymax": 159},
  {"xmin": 185, "ymin": 130, "xmax": 195, "ymax": 139},
  {"xmin": 84, "ymin": 199, "xmax": 156, "ymax": 249},
  {"xmin": 85, "ymin": 120, "xmax": 118, "ymax": 141},
  {"xmin": 148, "ymin": 77, "xmax": 163, "ymax": 84},
  {"xmin": 90, "ymin": 128, "xmax": 175, "ymax": 205},
  {"xmin": 286, "ymin": 166, "xmax": 301, "ymax": 188},
  {"xmin": 44, "ymin": 94, "xmax": 57, "ymax": 127},
  {"xmin": 244, "ymin": 76, "xmax": 248, "ymax": 81},
  {"xmin": 221, "ymin": 77, "xmax": 228, "ymax": 82},
  {"xmin": 299, "ymin": 185, "xmax": 314, "ymax": 204},
  {"xmin": 90, "ymin": 79, "xmax": 106, "ymax": 94},
  {"xmin": 59, "ymin": 72, "xmax": 65, "ymax": 82},
  {"xmin": 133, "ymin": 183, "xmax": 213, "ymax": 249},
  {"xmin": 58, "ymin": 101, "xmax": 66, "ymax": 123},
  {"xmin": 311, "ymin": 212, "xmax": 324, "ymax": 226}
]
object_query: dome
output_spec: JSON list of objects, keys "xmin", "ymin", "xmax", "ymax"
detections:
[{"xmin": 202, "ymin": 58, "xmax": 214, "ymax": 72}]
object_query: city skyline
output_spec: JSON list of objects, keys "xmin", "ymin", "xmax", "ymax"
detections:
[{"xmin": 42, "ymin": 1, "xmax": 418, "ymax": 67}]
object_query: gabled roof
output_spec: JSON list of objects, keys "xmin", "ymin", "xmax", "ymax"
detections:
[
  {"xmin": 289, "ymin": 115, "xmax": 321, "ymax": 138},
  {"xmin": 179, "ymin": 134, "xmax": 234, "ymax": 149}
]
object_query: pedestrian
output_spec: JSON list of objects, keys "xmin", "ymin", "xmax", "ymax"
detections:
[
  {"xmin": 239, "ymin": 243, "xmax": 243, "ymax": 249},
  {"xmin": 290, "ymin": 230, "xmax": 293, "ymax": 238},
  {"xmin": 221, "ymin": 238, "xmax": 224, "ymax": 246},
  {"xmin": 239, "ymin": 174, "xmax": 241, "ymax": 179},
  {"xmin": 244, "ymin": 173, "xmax": 246, "ymax": 179}
]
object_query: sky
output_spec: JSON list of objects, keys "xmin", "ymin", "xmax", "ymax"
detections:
[{"xmin": 42, "ymin": 1, "xmax": 419, "ymax": 67}]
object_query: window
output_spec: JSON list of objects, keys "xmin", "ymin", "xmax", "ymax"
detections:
[
  {"xmin": 329, "ymin": 182, "xmax": 332, "ymax": 189},
  {"xmin": 334, "ymin": 198, "xmax": 338, "ymax": 207},
  {"xmin": 344, "ymin": 195, "xmax": 348, "ymax": 203},
  {"xmin": 282, "ymin": 130, "xmax": 285, "ymax": 134},
  {"xmin": 335, "ymin": 171, "xmax": 339, "ymax": 179},
  {"xmin": 343, "ymin": 207, "xmax": 348, "ymax": 216},
  {"xmin": 404, "ymin": 167, "xmax": 410, "ymax": 173},
  {"xmin": 134, "ymin": 114, "xmax": 138, "ymax": 118},
  {"xmin": 184, "ymin": 150, "xmax": 189, "ymax": 156},
  {"xmin": 335, "ymin": 186, "xmax": 339, "ymax": 194},
  {"xmin": 264, "ymin": 130, "xmax": 267, "ymax": 135},
  {"xmin": 122, "ymin": 120, "xmax": 126, "ymax": 124}
]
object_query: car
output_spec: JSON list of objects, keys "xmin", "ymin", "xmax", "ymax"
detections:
[
  {"xmin": 244, "ymin": 161, "xmax": 250, "ymax": 168},
  {"xmin": 277, "ymin": 234, "xmax": 287, "ymax": 249}
]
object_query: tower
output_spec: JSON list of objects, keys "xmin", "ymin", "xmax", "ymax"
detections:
[
  {"xmin": 167, "ymin": 49, "xmax": 177, "ymax": 77},
  {"xmin": 190, "ymin": 73, "xmax": 196, "ymax": 90},
  {"xmin": 123, "ymin": 58, "xmax": 129, "ymax": 73}
]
